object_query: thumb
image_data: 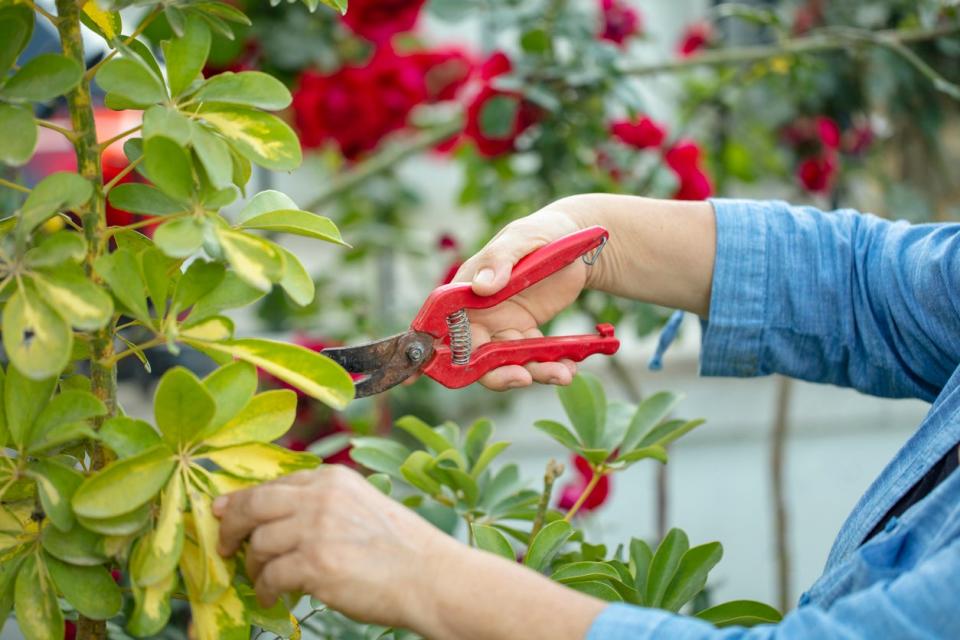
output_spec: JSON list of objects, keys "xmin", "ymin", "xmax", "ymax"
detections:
[{"xmin": 457, "ymin": 230, "xmax": 548, "ymax": 296}]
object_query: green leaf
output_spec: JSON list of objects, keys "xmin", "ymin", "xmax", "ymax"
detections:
[
  {"xmin": 366, "ymin": 472, "xmax": 392, "ymax": 495},
  {"xmin": 400, "ymin": 450, "xmax": 442, "ymax": 495},
  {"xmin": 614, "ymin": 444, "xmax": 668, "ymax": 466},
  {"xmin": 534, "ymin": 419, "xmax": 581, "ymax": 450},
  {"xmin": 97, "ymin": 56, "xmax": 167, "ymax": 107},
  {"xmin": 349, "ymin": 438, "xmax": 412, "ymax": 477},
  {"xmin": 128, "ymin": 572, "xmax": 175, "ymax": 637},
  {"xmin": 189, "ymin": 271, "xmax": 263, "ymax": 321},
  {"xmin": 204, "ymin": 389, "xmax": 296, "ymax": 448},
  {"xmin": 238, "ymin": 189, "xmax": 298, "ymax": 222},
  {"xmin": 98, "ymin": 416, "xmax": 161, "ymax": 459},
  {"xmin": 163, "ymin": 15, "xmax": 211, "ymax": 96},
  {"xmin": 27, "ymin": 459, "xmax": 83, "ymax": 531},
  {"xmin": 30, "ymin": 266, "xmax": 114, "ymax": 330},
  {"xmin": 200, "ymin": 106, "xmax": 302, "ymax": 171},
  {"xmin": 645, "ymin": 528, "xmax": 689, "ymax": 608},
  {"xmin": 695, "ymin": 600, "xmax": 783, "ymax": 627},
  {"xmin": 478, "ymin": 94, "xmax": 519, "ymax": 140},
  {"xmin": 143, "ymin": 105, "xmax": 193, "ymax": 145},
  {"xmin": 191, "ymin": 122, "xmax": 233, "ymax": 189},
  {"xmin": 0, "ymin": 6, "xmax": 33, "ymax": 79},
  {"xmin": 154, "ymin": 217, "xmax": 205, "ymax": 258},
  {"xmin": 551, "ymin": 561, "xmax": 621, "ymax": 584},
  {"xmin": 240, "ymin": 209, "xmax": 348, "ymax": 246},
  {"xmin": 94, "ymin": 247, "xmax": 150, "ymax": 322},
  {"xmin": 202, "ymin": 360, "xmax": 257, "ymax": 432},
  {"xmin": 186, "ymin": 582, "xmax": 247, "ymax": 640},
  {"xmin": 463, "ymin": 418, "xmax": 493, "ymax": 467},
  {"xmin": 395, "ymin": 415, "xmax": 455, "ymax": 454},
  {"xmin": 131, "ymin": 473, "xmax": 184, "ymax": 587},
  {"xmin": 145, "ymin": 135, "xmax": 195, "ymax": 203},
  {"xmin": 636, "ymin": 419, "xmax": 706, "ymax": 449},
  {"xmin": 524, "ymin": 520, "xmax": 574, "ymax": 573},
  {"xmin": 27, "ymin": 421, "xmax": 95, "ymax": 454},
  {"xmin": 180, "ymin": 315, "xmax": 234, "ymax": 341},
  {"xmin": 214, "ymin": 227, "xmax": 283, "ymax": 291},
  {"xmin": 621, "ymin": 391, "xmax": 683, "ymax": 453},
  {"xmin": 139, "ymin": 247, "xmax": 181, "ymax": 315},
  {"xmin": 24, "ymin": 231, "xmax": 85, "ymax": 268},
  {"xmin": 0, "ymin": 368, "xmax": 7, "ymax": 446},
  {"xmin": 629, "ymin": 538, "xmax": 653, "ymax": 600},
  {"xmin": 471, "ymin": 523, "xmax": 514, "ymax": 560},
  {"xmin": 40, "ymin": 525, "xmax": 108, "ymax": 566},
  {"xmin": 0, "ymin": 53, "xmax": 82, "ymax": 102},
  {"xmin": 4, "ymin": 365, "xmax": 55, "ymax": 447},
  {"xmin": 194, "ymin": 71, "xmax": 292, "ymax": 110},
  {"xmin": 186, "ymin": 338, "xmax": 354, "ymax": 409},
  {"xmin": 72, "ymin": 445, "xmax": 176, "ymax": 519},
  {"xmin": 2, "ymin": 285, "xmax": 72, "ymax": 380},
  {"xmin": 18, "ymin": 172, "xmax": 92, "ymax": 238},
  {"xmin": 0, "ymin": 104, "xmax": 37, "ymax": 166},
  {"xmin": 558, "ymin": 373, "xmax": 606, "ymax": 449},
  {"xmin": 108, "ymin": 183, "xmax": 186, "ymax": 216},
  {"xmin": 0, "ymin": 553, "xmax": 22, "ymax": 628},
  {"xmin": 172, "ymin": 260, "xmax": 225, "ymax": 315},
  {"xmin": 29, "ymin": 389, "xmax": 105, "ymax": 451},
  {"xmin": 470, "ymin": 441, "xmax": 510, "ymax": 478},
  {"xmin": 77, "ymin": 503, "xmax": 151, "ymax": 536},
  {"xmin": 277, "ymin": 245, "xmax": 315, "ymax": 306},
  {"xmin": 661, "ymin": 542, "xmax": 723, "ymax": 612},
  {"xmin": 155, "ymin": 366, "xmax": 216, "ymax": 447},
  {"xmin": 14, "ymin": 554, "xmax": 63, "ymax": 640},
  {"xmin": 46, "ymin": 553, "xmax": 122, "ymax": 619},
  {"xmin": 204, "ymin": 442, "xmax": 320, "ymax": 479},
  {"xmin": 80, "ymin": 1, "xmax": 122, "ymax": 41},
  {"xmin": 566, "ymin": 580, "xmax": 623, "ymax": 602}
]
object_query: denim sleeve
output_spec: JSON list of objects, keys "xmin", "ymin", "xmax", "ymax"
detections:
[
  {"xmin": 586, "ymin": 537, "xmax": 960, "ymax": 639},
  {"xmin": 700, "ymin": 199, "xmax": 960, "ymax": 402}
]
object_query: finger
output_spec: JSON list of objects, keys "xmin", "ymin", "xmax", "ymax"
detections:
[
  {"xmin": 478, "ymin": 365, "xmax": 533, "ymax": 391},
  {"xmin": 514, "ymin": 327, "xmax": 571, "ymax": 385},
  {"xmin": 455, "ymin": 226, "xmax": 553, "ymax": 297},
  {"xmin": 255, "ymin": 552, "xmax": 307, "ymax": 608},
  {"xmin": 216, "ymin": 485, "xmax": 301, "ymax": 556},
  {"xmin": 249, "ymin": 518, "xmax": 301, "ymax": 559}
]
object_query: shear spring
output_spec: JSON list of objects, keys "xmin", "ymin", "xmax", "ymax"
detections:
[{"xmin": 446, "ymin": 308, "xmax": 472, "ymax": 365}]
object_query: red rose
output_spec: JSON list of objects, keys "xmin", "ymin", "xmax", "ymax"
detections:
[
  {"xmin": 557, "ymin": 455, "xmax": 611, "ymax": 514},
  {"xmin": 665, "ymin": 140, "xmax": 714, "ymax": 200},
  {"xmin": 462, "ymin": 52, "xmax": 539, "ymax": 158},
  {"xmin": 342, "ymin": 0, "xmax": 426, "ymax": 43},
  {"xmin": 792, "ymin": 0, "xmax": 825, "ymax": 35},
  {"xmin": 599, "ymin": 0, "xmax": 642, "ymax": 46},
  {"xmin": 411, "ymin": 47, "xmax": 474, "ymax": 102},
  {"xmin": 610, "ymin": 115, "xmax": 667, "ymax": 150},
  {"xmin": 842, "ymin": 123, "xmax": 873, "ymax": 155},
  {"xmin": 816, "ymin": 116, "xmax": 841, "ymax": 149},
  {"xmin": 797, "ymin": 153, "xmax": 837, "ymax": 193},
  {"xmin": 678, "ymin": 21, "xmax": 713, "ymax": 57}
]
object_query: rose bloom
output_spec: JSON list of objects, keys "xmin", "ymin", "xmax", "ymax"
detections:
[
  {"xmin": 462, "ymin": 52, "xmax": 540, "ymax": 158},
  {"xmin": 610, "ymin": 115, "xmax": 667, "ymax": 150},
  {"xmin": 557, "ymin": 455, "xmax": 611, "ymax": 514},
  {"xmin": 678, "ymin": 21, "xmax": 713, "ymax": 57},
  {"xmin": 411, "ymin": 47, "xmax": 474, "ymax": 103},
  {"xmin": 665, "ymin": 140, "xmax": 714, "ymax": 201},
  {"xmin": 342, "ymin": 0, "xmax": 426, "ymax": 43},
  {"xmin": 599, "ymin": 0, "xmax": 642, "ymax": 46},
  {"xmin": 797, "ymin": 153, "xmax": 837, "ymax": 194}
]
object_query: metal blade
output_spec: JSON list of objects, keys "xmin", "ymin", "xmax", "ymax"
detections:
[{"xmin": 322, "ymin": 331, "xmax": 435, "ymax": 398}]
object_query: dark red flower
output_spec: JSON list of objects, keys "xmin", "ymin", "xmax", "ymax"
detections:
[
  {"xmin": 797, "ymin": 153, "xmax": 837, "ymax": 194},
  {"xmin": 610, "ymin": 116, "xmax": 667, "ymax": 150},
  {"xmin": 599, "ymin": 0, "xmax": 642, "ymax": 46},
  {"xmin": 462, "ymin": 52, "xmax": 539, "ymax": 158},
  {"xmin": 816, "ymin": 116, "xmax": 841, "ymax": 149},
  {"xmin": 293, "ymin": 47, "xmax": 427, "ymax": 159},
  {"xmin": 412, "ymin": 48, "xmax": 474, "ymax": 103},
  {"xmin": 665, "ymin": 140, "xmax": 714, "ymax": 200},
  {"xmin": 792, "ymin": 0, "xmax": 825, "ymax": 35},
  {"xmin": 65, "ymin": 621, "xmax": 76, "ymax": 640},
  {"xmin": 678, "ymin": 21, "xmax": 713, "ymax": 57},
  {"xmin": 557, "ymin": 455, "xmax": 611, "ymax": 514},
  {"xmin": 342, "ymin": 0, "xmax": 426, "ymax": 43},
  {"xmin": 438, "ymin": 233, "xmax": 459, "ymax": 250},
  {"xmin": 842, "ymin": 123, "xmax": 873, "ymax": 156}
]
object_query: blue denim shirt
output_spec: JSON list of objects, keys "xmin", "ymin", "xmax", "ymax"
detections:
[{"xmin": 587, "ymin": 199, "xmax": 960, "ymax": 639}]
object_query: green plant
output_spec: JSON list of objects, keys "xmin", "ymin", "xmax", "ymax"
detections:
[{"xmin": 0, "ymin": 1, "xmax": 353, "ymax": 639}]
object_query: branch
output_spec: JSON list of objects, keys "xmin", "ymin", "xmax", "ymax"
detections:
[
  {"xmin": 531, "ymin": 459, "xmax": 564, "ymax": 538},
  {"xmin": 0, "ymin": 177, "xmax": 30, "ymax": 194},
  {"xmin": 563, "ymin": 469, "xmax": 603, "ymax": 522},
  {"xmin": 98, "ymin": 124, "xmax": 143, "ymax": 151},
  {"xmin": 305, "ymin": 118, "xmax": 463, "ymax": 211},
  {"xmin": 36, "ymin": 118, "xmax": 77, "ymax": 142},
  {"xmin": 104, "ymin": 155, "xmax": 143, "ymax": 192}
]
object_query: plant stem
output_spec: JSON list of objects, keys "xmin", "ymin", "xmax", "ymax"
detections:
[
  {"xmin": 563, "ymin": 468, "xmax": 603, "ymax": 522},
  {"xmin": 103, "ymin": 156, "xmax": 144, "ymax": 192},
  {"xmin": 35, "ymin": 118, "xmax": 76, "ymax": 141},
  {"xmin": 531, "ymin": 459, "xmax": 564, "ymax": 538},
  {"xmin": 55, "ymin": 2, "xmax": 112, "ymax": 638},
  {"xmin": 770, "ymin": 376, "xmax": 794, "ymax": 613},
  {"xmin": 0, "ymin": 177, "xmax": 30, "ymax": 194},
  {"xmin": 102, "ymin": 336, "xmax": 165, "ymax": 366},
  {"xmin": 98, "ymin": 124, "xmax": 143, "ymax": 151},
  {"xmin": 25, "ymin": 0, "xmax": 58, "ymax": 25}
]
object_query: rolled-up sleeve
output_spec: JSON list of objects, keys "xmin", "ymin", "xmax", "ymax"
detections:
[{"xmin": 699, "ymin": 199, "xmax": 960, "ymax": 402}]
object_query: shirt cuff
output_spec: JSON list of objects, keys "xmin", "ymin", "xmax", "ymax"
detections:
[
  {"xmin": 585, "ymin": 604, "xmax": 678, "ymax": 640},
  {"xmin": 699, "ymin": 199, "xmax": 775, "ymax": 378}
]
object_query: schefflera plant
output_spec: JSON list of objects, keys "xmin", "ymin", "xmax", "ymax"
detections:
[{"xmin": 0, "ymin": 1, "xmax": 352, "ymax": 639}]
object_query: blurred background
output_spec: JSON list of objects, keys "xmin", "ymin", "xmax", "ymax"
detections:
[{"xmin": 5, "ymin": 0, "xmax": 958, "ymax": 634}]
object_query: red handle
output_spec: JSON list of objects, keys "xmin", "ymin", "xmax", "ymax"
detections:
[
  {"xmin": 411, "ymin": 226, "xmax": 609, "ymax": 337},
  {"xmin": 420, "ymin": 324, "xmax": 620, "ymax": 388}
]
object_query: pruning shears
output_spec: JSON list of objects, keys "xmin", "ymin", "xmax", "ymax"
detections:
[{"xmin": 322, "ymin": 226, "xmax": 621, "ymax": 397}]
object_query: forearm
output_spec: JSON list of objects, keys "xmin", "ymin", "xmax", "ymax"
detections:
[
  {"xmin": 551, "ymin": 194, "xmax": 716, "ymax": 316},
  {"xmin": 410, "ymin": 541, "xmax": 606, "ymax": 640}
]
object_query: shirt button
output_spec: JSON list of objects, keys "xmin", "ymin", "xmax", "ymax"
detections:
[
  {"xmin": 884, "ymin": 516, "xmax": 899, "ymax": 533},
  {"xmin": 798, "ymin": 592, "xmax": 811, "ymax": 606}
]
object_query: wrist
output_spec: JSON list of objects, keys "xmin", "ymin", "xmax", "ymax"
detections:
[{"xmin": 543, "ymin": 194, "xmax": 618, "ymax": 292}]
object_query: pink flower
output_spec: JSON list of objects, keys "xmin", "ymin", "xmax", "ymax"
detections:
[
  {"xmin": 610, "ymin": 115, "xmax": 667, "ymax": 149},
  {"xmin": 678, "ymin": 21, "xmax": 713, "ymax": 57},
  {"xmin": 341, "ymin": 0, "xmax": 426, "ymax": 43},
  {"xmin": 557, "ymin": 455, "xmax": 611, "ymax": 514},
  {"xmin": 599, "ymin": 0, "xmax": 642, "ymax": 46},
  {"xmin": 815, "ymin": 116, "xmax": 841, "ymax": 149},
  {"xmin": 665, "ymin": 140, "xmax": 714, "ymax": 200}
]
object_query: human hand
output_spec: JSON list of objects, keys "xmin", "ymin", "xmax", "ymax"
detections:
[
  {"xmin": 452, "ymin": 198, "xmax": 604, "ymax": 390},
  {"xmin": 213, "ymin": 465, "xmax": 460, "ymax": 630}
]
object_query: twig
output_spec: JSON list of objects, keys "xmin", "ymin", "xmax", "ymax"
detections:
[
  {"xmin": 0, "ymin": 177, "xmax": 30, "ymax": 194},
  {"xmin": 106, "ymin": 211, "xmax": 186, "ymax": 236},
  {"xmin": 58, "ymin": 212, "xmax": 83, "ymax": 232},
  {"xmin": 36, "ymin": 118, "xmax": 76, "ymax": 142},
  {"xmin": 531, "ymin": 459, "xmax": 564, "ymax": 538},
  {"xmin": 25, "ymin": 0, "xmax": 58, "ymax": 25},
  {"xmin": 563, "ymin": 467, "xmax": 603, "ymax": 522},
  {"xmin": 104, "ymin": 156, "xmax": 143, "ymax": 192},
  {"xmin": 306, "ymin": 119, "xmax": 463, "ymax": 211},
  {"xmin": 100, "ymin": 336, "xmax": 164, "ymax": 366},
  {"xmin": 98, "ymin": 124, "xmax": 143, "ymax": 151},
  {"xmin": 84, "ymin": 8, "xmax": 161, "ymax": 81}
]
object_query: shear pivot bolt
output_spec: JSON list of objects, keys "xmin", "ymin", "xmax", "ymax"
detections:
[{"xmin": 406, "ymin": 344, "xmax": 425, "ymax": 364}]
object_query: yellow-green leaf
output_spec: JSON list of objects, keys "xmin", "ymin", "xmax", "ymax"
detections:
[
  {"xmin": 277, "ymin": 246, "xmax": 315, "ymax": 307},
  {"xmin": 155, "ymin": 367, "xmax": 216, "ymax": 447},
  {"xmin": 17, "ymin": 172, "xmax": 91, "ymax": 239},
  {"xmin": 132, "ymin": 473, "xmax": 185, "ymax": 588},
  {"xmin": 14, "ymin": 554, "xmax": 63, "ymax": 640},
  {"xmin": 184, "ymin": 489, "xmax": 233, "ymax": 602},
  {"xmin": 200, "ymin": 106, "xmax": 302, "ymax": 171},
  {"xmin": 30, "ymin": 267, "xmax": 114, "ymax": 330},
  {"xmin": 202, "ymin": 361, "xmax": 257, "ymax": 434},
  {"xmin": 188, "ymin": 582, "xmax": 248, "ymax": 640},
  {"xmin": 81, "ymin": 1, "xmax": 121, "ymax": 40},
  {"xmin": 180, "ymin": 315, "xmax": 235, "ymax": 341},
  {"xmin": 77, "ymin": 503, "xmax": 151, "ymax": 536},
  {"xmin": 214, "ymin": 227, "xmax": 283, "ymax": 292},
  {"xmin": 154, "ymin": 217, "xmax": 205, "ymax": 258},
  {"xmin": 40, "ymin": 524, "xmax": 108, "ymax": 566},
  {"xmin": 72, "ymin": 445, "xmax": 176, "ymax": 519},
  {"xmin": 2, "ymin": 282, "xmax": 72, "ymax": 380},
  {"xmin": 204, "ymin": 442, "xmax": 320, "ymax": 480},
  {"xmin": 203, "ymin": 389, "xmax": 296, "ymax": 448},
  {"xmin": 128, "ymin": 571, "xmax": 175, "ymax": 637},
  {"xmin": 97, "ymin": 416, "xmax": 161, "ymax": 459},
  {"xmin": 24, "ymin": 231, "xmax": 86, "ymax": 268},
  {"xmin": 26, "ymin": 459, "xmax": 83, "ymax": 531},
  {"xmin": 239, "ymin": 209, "xmax": 347, "ymax": 246}
]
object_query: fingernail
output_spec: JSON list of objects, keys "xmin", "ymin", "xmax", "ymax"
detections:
[
  {"xmin": 474, "ymin": 268, "xmax": 495, "ymax": 285},
  {"xmin": 507, "ymin": 380, "xmax": 525, "ymax": 389},
  {"xmin": 213, "ymin": 496, "xmax": 228, "ymax": 513},
  {"xmin": 548, "ymin": 377, "xmax": 562, "ymax": 385}
]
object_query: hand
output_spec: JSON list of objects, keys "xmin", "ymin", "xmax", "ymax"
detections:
[
  {"xmin": 452, "ymin": 200, "xmax": 600, "ymax": 390},
  {"xmin": 213, "ymin": 465, "xmax": 459, "ymax": 629}
]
